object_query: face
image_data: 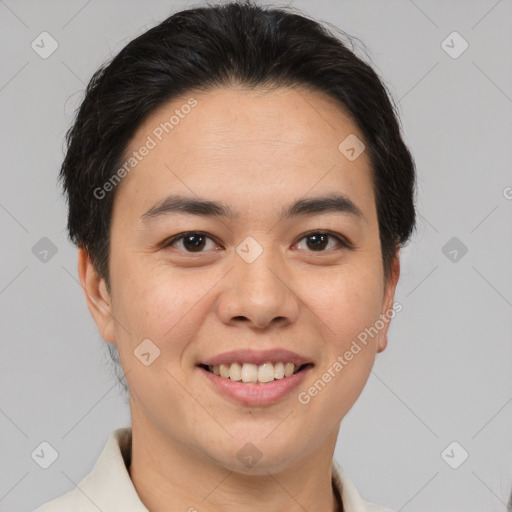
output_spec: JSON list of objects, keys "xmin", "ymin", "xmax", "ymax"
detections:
[{"xmin": 80, "ymin": 86, "xmax": 399, "ymax": 473}]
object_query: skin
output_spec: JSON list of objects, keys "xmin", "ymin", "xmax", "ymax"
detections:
[{"xmin": 78, "ymin": 86, "xmax": 400, "ymax": 512}]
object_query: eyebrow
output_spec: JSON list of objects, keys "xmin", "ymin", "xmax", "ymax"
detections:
[{"xmin": 141, "ymin": 192, "xmax": 366, "ymax": 223}]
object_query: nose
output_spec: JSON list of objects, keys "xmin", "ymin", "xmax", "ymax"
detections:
[{"xmin": 216, "ymin": 248, "xmax": 300, "ymax": 330}]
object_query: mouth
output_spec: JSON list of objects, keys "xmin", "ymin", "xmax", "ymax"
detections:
[
  {"xmin": 197, "ymin": 361, "xmax": 314, "ymax": 385},
  {"xmin": 197, "ymin": 360, "xmax": 314, "ymax": 406}
]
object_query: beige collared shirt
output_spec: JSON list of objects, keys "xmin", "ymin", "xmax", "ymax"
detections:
[{"xmin": 34, "ymin": 427, "xmax": 394, "ymax": 512}]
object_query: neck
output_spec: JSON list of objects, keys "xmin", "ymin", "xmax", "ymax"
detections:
[{"xmin": 128, "ymin": 412, "xmax": 342, "ymax": 512}]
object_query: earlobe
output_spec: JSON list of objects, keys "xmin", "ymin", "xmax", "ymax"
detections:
[
  {"xmin": 377, "ymin": 334, "xmax": 388, "ymax": 353},
  {"xmin": 77, "ymin": 247, "xmax": 116, "ymax": 344},
  {"xmin": 377, "ymin": 251, "xmax": 401, "ymax": 354}
]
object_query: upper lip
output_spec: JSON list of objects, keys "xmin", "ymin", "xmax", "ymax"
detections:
[{"xmin": 200, "ymin": 348, "xmax": 312, "ymax": 367}]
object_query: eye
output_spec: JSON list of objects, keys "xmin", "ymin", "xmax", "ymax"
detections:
[
  {"xmin": 294, "ymin": 231, "xmax": 352, "ymax": 252},
  {"xmin": 161, "ymin": 230, "xmax": 352, "ymax": 254},
  {"xmin": 163, "ymin": 232, "xmax": 220, "ymax": 253}
]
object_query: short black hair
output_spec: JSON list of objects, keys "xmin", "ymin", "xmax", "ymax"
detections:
[{"xmin": 60, "ymin": 0, "xmax": 416, "ymax": 289}]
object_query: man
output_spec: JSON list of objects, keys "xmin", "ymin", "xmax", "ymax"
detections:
[{"xmin": 35, "ymin": 1, "xmax": 416, "ymax": 510}]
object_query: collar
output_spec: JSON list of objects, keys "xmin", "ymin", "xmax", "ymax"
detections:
[{"xmin": 35, "ymin": 427, "xmax": 393, "ymax": 512}]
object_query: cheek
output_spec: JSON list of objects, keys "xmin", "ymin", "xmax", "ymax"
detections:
[
  {"xmin": 297, "ymin": 272, "xmax": 383, "ymax": 429},
  {"xmin": 309, "ymin": 266, "xmax": 384, "ymax": 349},
  {"xmin": 110, "ymin": 258, "xmax": 214, "ymax": 362},
  {"xmin": 116, "ymin": 277, "xmax": 188, "ymax": 341}
]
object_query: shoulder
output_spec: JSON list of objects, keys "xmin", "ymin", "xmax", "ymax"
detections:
[
  {"xmin": 362, "ymin": 503, "xmax": 396, "ymax": 512},
  {"xmin": 32, "ymin": 427, "xmax": 137, "ymax": 512},
  {"xmin": 32, "ymin": 488, "xmax": 85, "ymax": 512},
  {"xmin": 332, "ymin": 458, "xmax": 396, "ymax": 512}
]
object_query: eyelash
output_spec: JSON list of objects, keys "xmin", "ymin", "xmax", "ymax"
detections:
[{"xmin": 161, "ymin": 230, "xmax": 353, "ymax": 254}]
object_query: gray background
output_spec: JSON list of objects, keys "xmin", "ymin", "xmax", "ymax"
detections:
[{"xmin": 1, "ymin": 0, "xmax": 511, "ymax": 511}]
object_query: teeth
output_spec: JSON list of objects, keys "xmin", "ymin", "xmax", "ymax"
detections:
[
  {"xmin": 207, "ymin": 361, "xmax": 304, "ymax": 384},
  {"xmin": 274, "ymin": 362, "xmax": 284, "ymax": 379},
  {"xmin": 284, "ymin": 362, "xmax": 295, "ymax": 377},
  {"xmin": 258, "ymin": 362, "xmax": 275, "ymax": 383},
  {"xmin": 229, "ymin": 362, "xmax": 242, "ymax": 381},
  {"xmin": 219, "ymin": 363, "xmax": 230, "ymax": 378}
]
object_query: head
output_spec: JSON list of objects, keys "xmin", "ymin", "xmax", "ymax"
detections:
[{"xmin": 61, "ymin": 0, "xmax": 416, "ymax": 472}]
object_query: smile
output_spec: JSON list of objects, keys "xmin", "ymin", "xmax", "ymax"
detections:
[
  {"xmin": 201, "ymin": 361, "xmax": 312, "ymax": 384},
  {"xmin": 198, "ymin": 362, "xmax": 314, "ymax": 406}
]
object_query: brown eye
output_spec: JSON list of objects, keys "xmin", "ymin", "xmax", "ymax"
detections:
[
  {"xmin": 295, "ymin": 231, "xmax": 350, "ymax": 252},
  {"xmin": 164, "ymin": 232, "xmax": 218, "ymax": 253}
]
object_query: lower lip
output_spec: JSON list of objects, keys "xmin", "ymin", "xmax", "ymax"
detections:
[{"xmin": 198, "ymin": 365, "xmax": 312, "ymax": 406}]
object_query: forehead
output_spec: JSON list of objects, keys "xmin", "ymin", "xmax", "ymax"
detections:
[
  {"xmin": 114, "ymin": 86, "xmax": 374, "ymax": 221},
  {"xmin": 140, "ymin": 85, "xmax": 362, "ymax": 150}
]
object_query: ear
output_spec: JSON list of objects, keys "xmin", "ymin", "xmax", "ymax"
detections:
[
  {"xmin": 77, "ymin": 247, "xmax": 116, "ymax": 344},
  {"xmin": 376, "ymin": 251, "xmax": 400, "ymax": 353}
]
